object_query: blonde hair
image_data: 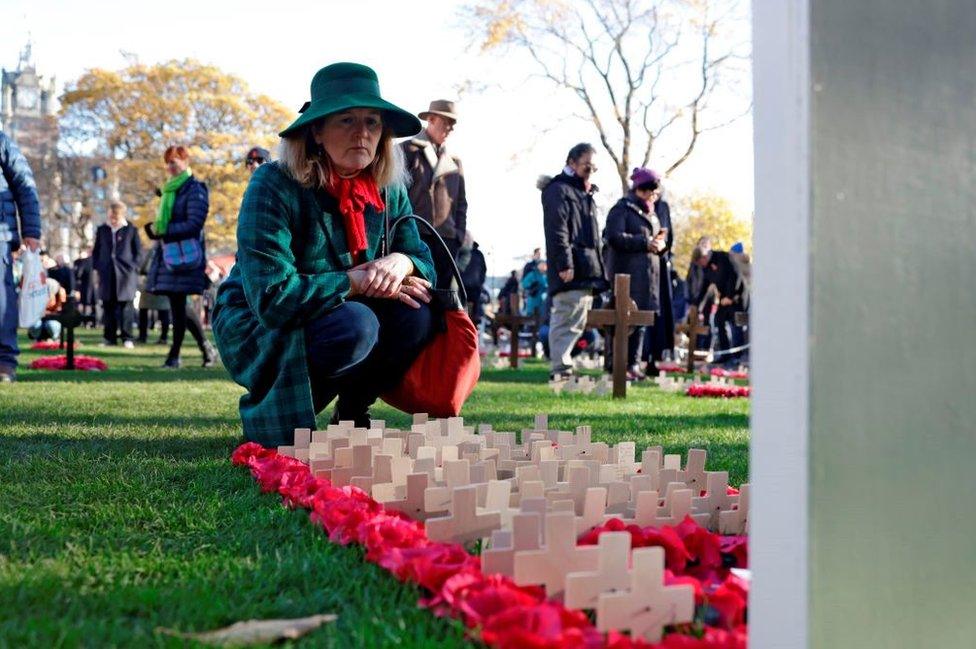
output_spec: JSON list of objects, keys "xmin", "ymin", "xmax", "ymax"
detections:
[{"xmin": 277, "ymin": 116, "xmax": 405, "ymax": 190}]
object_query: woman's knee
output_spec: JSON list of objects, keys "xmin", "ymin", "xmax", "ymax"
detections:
[{"xmin": 306, "ymin": 301, "xmax": 380, "ymax": 370}]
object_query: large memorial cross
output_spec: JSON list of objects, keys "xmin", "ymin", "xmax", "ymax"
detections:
[{"xmin": 585, "ymin": 274, "xmax": 655, "ymax": 398}]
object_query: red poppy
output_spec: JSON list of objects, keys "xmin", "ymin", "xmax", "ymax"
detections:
[
  {"xmin": 673, "ymin": 516, "xmax": 724, "ymax": 581},
  {"xmin": 480, "ymin": 602, "xmax": 601, "ymax": 649},
  {"xmin": 706, "ymin": 573, "xmax": 749, "ymax": 629},
  {"xmin": 719, "ymin": 536, "xmax": 748, "ymax": 569},
  {"xmin": 436, "ymin": 572, "xmax": 545, "ymax": 627}
]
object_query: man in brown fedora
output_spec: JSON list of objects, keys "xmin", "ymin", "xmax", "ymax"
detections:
[{"xmin": 400, "ymin": 99, "xmax": 468, "ymax": 289}]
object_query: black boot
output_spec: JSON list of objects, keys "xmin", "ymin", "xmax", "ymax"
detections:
[{"xmin": 329, "ymin": 402, "xmax": 370, "ymax": 429}]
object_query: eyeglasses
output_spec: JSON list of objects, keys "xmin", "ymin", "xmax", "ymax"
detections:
[
  {"xmin": 245, "ymin": 158, "xmax": 264, "ymax": 166},
  {"xmin": 582, "ymin": 163, "xmax": 598, "ymax": 172}
]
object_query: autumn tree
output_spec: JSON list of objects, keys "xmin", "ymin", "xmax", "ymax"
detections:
[
  {"xmin": 59, "ymin": 59, "xmax": 292, "ymax": 252},
  {"xmin": 670, "ymin": 191, "xmax": 751, "ymax": 272},
  {"xmin": 462, "ymin": 0, "xmax": 750, "ymax": 193}
]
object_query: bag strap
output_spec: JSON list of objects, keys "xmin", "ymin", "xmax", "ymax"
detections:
[{"xmin": 382, "ymin": 208, "xmax": 468, "ymax": 305}]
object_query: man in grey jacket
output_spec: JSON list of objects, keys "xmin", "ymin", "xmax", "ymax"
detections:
[
  {"xmin": 0, "ymin": 130, "xmax": 42, "ymax": 382},
  {"xmin": 400, "ymin": 100, "xmax": 467, "ymax": 289}
]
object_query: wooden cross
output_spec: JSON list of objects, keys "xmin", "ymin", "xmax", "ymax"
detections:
[
  {"xmin": 493, "ymin": 293, "xmax": 538, "ymax": 369},
  {"xmin": 678, "ymin": 449, "xmax": 708, "ymax": 495},
  {"xmin": 565, "ymin": 531, "xmax": 632, "ymax": 609},
  {"xmin": 382, "ymin": 473, "xmax": 433, "ymax": 521},
  {"xmin": 481, "ymin": 512, "xmax": 541, "ymax": 577},
  {"xmin": 596, "ymin": 546, "xmax": 696, "ymax": 642},
  {"xmin": 719, "ymin": 483, "xmax": 751, "ymax": 535},
  {"xmin": 674, "ymin": 305, "xmax": 709, "ymax": 374},
  {"xmin": 691, "ymin": 471, "xmax": 733, "ymax": 531},
  {"xmin": 585, "ymin": 274, "xmax": 655, "ymax": 398},
  {"xmin": 426, "ymin": 485, "xmax": 502, "ymax": 545},
  {"xmin": 513, "ymin": 511, "xmax": 599, "ymax": 597}
]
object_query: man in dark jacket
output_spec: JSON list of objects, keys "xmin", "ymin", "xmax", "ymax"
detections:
[
  {"xmin": 692, "ymin": 245, "xmax": 744, "ymax": 365},
  {"xmin": 541, "ymin": 142, "xmax": 607, "ymax": 379},
  {"xmin": 457, "ymin": 234, "xmax": 487, "ymax": 324},
  {"xmin": 0, "ymin": 130, "xmax": 42, "ymax": 382},
  {"xmin": 92, "ymin": 201, "xmax": 143, "ymax": 347},
  {"xmin": 400, "ymin": 100, "xmax": 467, "ymax": 289}
]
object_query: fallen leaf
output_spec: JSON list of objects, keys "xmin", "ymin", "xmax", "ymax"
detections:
[{"xmin": 157, "ymin": 614, "xmax": 337, "ymax": 646}]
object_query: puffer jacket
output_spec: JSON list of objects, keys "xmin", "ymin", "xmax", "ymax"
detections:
[
  {"xmin": 541, "ymin": 172, "xmax": 607, "ymax": 296},
  {"xmin": 147, "ymin": 176, "xmax": 210, "ymax": 295},
  {"xmin": 0, "ymin": 131, "xmax": 41, "ymax": 249}
]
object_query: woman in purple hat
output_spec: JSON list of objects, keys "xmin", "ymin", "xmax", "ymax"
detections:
[{"xmin": 602, "ymin": 167, "xmax": 671, "ymax": 379}]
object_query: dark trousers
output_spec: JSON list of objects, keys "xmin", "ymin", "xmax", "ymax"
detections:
[
  {"xmin": 422, "ymin": 234, "xmax": 460, "ymax": 290},
  {"xmin": 138, "ymin": 308, "xmax": 171, "ymax": 342},
  {"xmin": 0, "ymin": 243, "xmax": 18, "ymax": 369},
  {"xmin": 713, "ymin": 305, "xmax": 742, "ymax": 362},
  {"xmin": 165, "ymin": 293, "xmax": 206, "ymax": 360},
  {"xmin": 103, "ymin": 299, "xmax": 135, "ymax": 343},
  {"xmin": 304, "ymin": 298, "xmax": 433, "ymax": 417},
  {"xmin": 627, "ymin": 326, "xmax": 646, "ymax": 368}
]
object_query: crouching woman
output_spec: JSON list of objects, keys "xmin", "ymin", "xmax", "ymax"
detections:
[{"xmin": 212, "ymin": 63, "xmax": 435, "ymax": 447}]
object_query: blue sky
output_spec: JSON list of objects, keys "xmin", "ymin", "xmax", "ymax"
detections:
[{"xmin": 2, "ymin": 0, "xmax": 753, "ymax": 276}]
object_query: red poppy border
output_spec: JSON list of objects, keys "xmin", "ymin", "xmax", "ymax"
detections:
[
  {"xmin": 685, "ymin": 384, "xmax": 750, "ymax": 399},
  {"xmin": 29, "ymin": 354, "xmax": 107, "ymax": 371},
  {"xmin": 233, "ymin": 442, "xmax": 749, "ymax": 648}
]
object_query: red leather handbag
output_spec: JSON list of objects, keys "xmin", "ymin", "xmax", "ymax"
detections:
[{"xmin": 380, "ymin": 215, "xmax": 480, "ymax": 417}]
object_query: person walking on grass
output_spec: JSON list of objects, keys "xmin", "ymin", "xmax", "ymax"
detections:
[
  {"xmin": 92, "ymin": 201, "xmax": 142, "ymax": 349},
  {"xmin": 144, "ymin": 145, "xmax": 217, "ymax": 368},
  {"xmin": 0, "ymin": 130, "xmax": 42, "ymax": 383}
]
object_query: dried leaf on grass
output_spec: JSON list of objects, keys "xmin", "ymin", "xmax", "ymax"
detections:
[{"xmin": 157, "ymin": 613, "xmax": 337, "ymax": 646}]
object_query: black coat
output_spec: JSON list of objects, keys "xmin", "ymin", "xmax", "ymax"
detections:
[
  {"xmin": 93, "ymin": 223, "xmax": 143, "ymax": 302},
  {"xmin": 694, "ymin": 250, "xmax": 743, "ymax": 305},
  {"xmin": 73, "ymin": 257, "xmax": 95, "ymax": 305},
  {"xmin": 147, "ymin": 176, "xmax": 209, "ymax": 295},
  {"xmin": 541, "ymin": 173, "xmax": 607, "ymax": 296},
  {"xmin": 653, "ymin": 198, "xmax": 675, "ymax": 348},
  {"xmin": 603, "ymin": 193, "xmax": 664, "ymax": 312}
]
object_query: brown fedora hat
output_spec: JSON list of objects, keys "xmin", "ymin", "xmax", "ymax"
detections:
[{"xmin": 418, "ymin": 99, "xmax": 458, "ymax": 122}]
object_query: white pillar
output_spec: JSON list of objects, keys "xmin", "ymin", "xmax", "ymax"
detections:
[{"xmin": 752, "ymin": 1, "xmax": 976, "ymax": 647}]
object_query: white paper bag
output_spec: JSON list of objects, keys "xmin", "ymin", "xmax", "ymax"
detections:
[{"xmin": 18, "ymin": 249, "xmax": 48, "ymax": 328}]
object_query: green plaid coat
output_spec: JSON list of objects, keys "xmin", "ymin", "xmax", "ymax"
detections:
[{"xmin": 212, "ymin": 162, "xmax": 435, "ymax": 447}]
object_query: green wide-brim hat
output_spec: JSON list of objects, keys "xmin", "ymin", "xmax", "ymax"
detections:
[{"xmin": 279, "ymin": 62, "xmax": 422, "ymax": 138}]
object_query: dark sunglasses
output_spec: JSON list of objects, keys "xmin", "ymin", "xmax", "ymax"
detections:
[{"xmin": 245, "ymin": 157, "xmax": 264, "ymax": 165}]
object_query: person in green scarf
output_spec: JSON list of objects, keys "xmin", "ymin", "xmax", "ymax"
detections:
[
  {"xmin": 153, "ymin": 167, "xmax": 192, "ymax": 236},
  {"xmin": 144, "ymin": 145, "xmax": 217, "ymax": 368}
]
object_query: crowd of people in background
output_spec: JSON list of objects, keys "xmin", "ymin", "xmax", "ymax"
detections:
[
  {"xmin": 477, "ymin": 143, "xmax": 751, "ymax": 380},
  {"xmin": 1, "ymin": 89, "xmax": 751, "ymax": 386},
  {"xmin": 0, "ymin": 130, "xmax": 255, "ymax": 380}
]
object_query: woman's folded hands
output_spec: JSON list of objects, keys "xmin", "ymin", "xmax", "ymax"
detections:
[{"xmin": 347, "ymin": 253, "xmax": 432, "ymax": 308}]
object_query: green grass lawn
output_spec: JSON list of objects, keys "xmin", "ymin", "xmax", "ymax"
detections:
[{"xmin": 0, "ymin": 330, "xmax": 749, "ymax": 648}]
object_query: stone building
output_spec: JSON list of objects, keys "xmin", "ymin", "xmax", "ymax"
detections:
[{"xmin": 2, "ymin": 42, "xmax": 95, "ymax": 259}]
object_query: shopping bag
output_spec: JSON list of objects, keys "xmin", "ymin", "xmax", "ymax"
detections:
[{"xmin": 18, "ymin": 249, "xmax": 48, "ymax": 328}]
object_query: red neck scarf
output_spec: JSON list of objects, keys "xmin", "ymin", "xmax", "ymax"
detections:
[{"xmin": 328, "ymin": 174, "xmax": 385, "ymax": 261}]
